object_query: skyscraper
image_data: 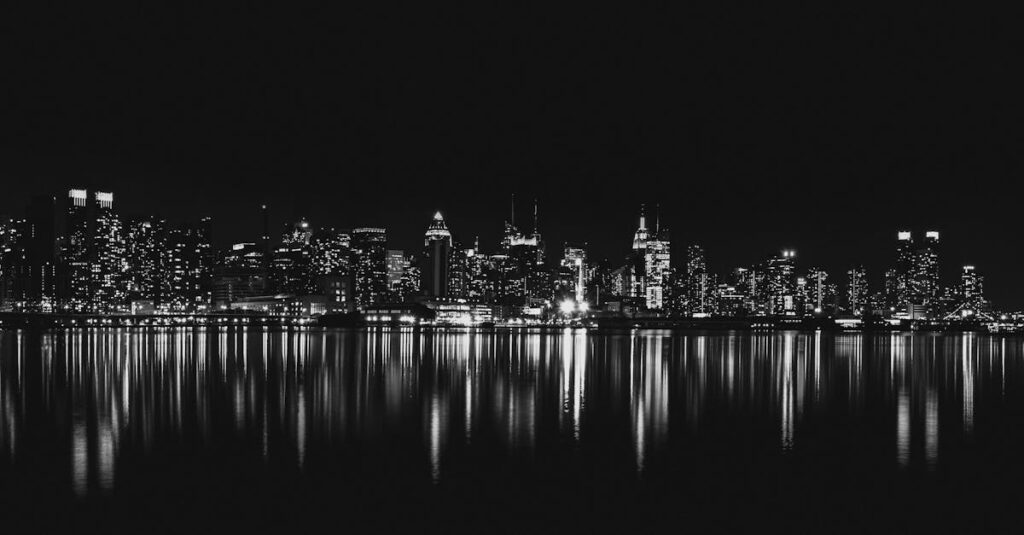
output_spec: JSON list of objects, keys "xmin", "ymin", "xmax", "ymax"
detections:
[
  {"xmin": 351, "ymin": 227, "xmax": 388, "ymax": 308},
  {"xmin": 644, "ymin": 223, "xmax": 670, "ymax": 309},
  {"xmin": 90, "ymin": 191, "xmax": 128, "ymax": 313},
  {"xmin": 423, "ymin": 212, "xmax": 452, "ymax": 298},
  {"xmin": 961, "ymin": 265, "xmax": 984, "ymax": 305},
  {"xmin": 846, "ymin": 265, "xmax": 869, "ymax": 315},
  {"xmin": 685, "ymin": 244, "xmax": 711, "ymax": 315}
]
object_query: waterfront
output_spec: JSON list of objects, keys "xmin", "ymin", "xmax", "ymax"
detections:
[{"xmin": 1, "ymin": 327, "xmax": 1022, "ymax": 532}]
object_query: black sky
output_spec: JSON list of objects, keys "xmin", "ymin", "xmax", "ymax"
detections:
[{"xmin": 2, "ymin": 4, "xmax": 1022, "ymax": 307}]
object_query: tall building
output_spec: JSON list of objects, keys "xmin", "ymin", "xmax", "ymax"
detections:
[
  {"xmin": 351, "ymin": 227, "xmax": 388, "ymax": 308},
  {"xmin": 802, "ymin": 267, "xmax": 832, "ymax": 314},
  {"xmin": 560, "ymin": 243, "xmax": 587, "ymax": 302},
  {"xmin": 960, "ymin": 265, "xmax": 984, "ymax": 305},
  {"xmin": 422, "ymin": 212, "xmax": 452, "ymax": 298},
  {"xmin": 90, "ymin": 191, "xmax": 128, "ymax": 313},
  {"xmin": 912, "ymin": 231, "xmax": 941, "ymax": 308},
  {"xmin": 845, "ymin": 266, "xmax": 869, "ymax": 315},
  {"xmin": 762, "ymin": 250, "xmax": 798, "ymax": 315},
  {"xmin": 644, "ymin": 222, "xmax": 670, "ymax": 310},
  {"xmin": 311, "ymin": 229, "xmax": 351, "ymax": 275},
  {"xmin": 684, "ymin": 244, "xmax": 712, "ymax": 315},
  {"xmin": 387, "ymin": 249, "xmax": 409, "ymax": 291},
  {"xmin": 892, "ymin": 230, "xmax": 941, "ymax": 313},
  {"xmin": 213, "ymin": 242, "xmax": 267, "ymax": 308}
]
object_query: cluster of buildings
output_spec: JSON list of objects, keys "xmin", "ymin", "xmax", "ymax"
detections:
[{"xmin": 0, "ymin": 188, "xmax": 998, "ymax": 324}]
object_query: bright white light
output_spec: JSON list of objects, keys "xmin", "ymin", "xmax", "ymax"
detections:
[
  {"xmin": 814, "ymin": 307, "xmax": 822, "ymax": 314},
  {"xmin": 898, "ymin": 231, "xmax": 912, "ymax": 241},
  {"xmin": 578, "ymin": 301, "xmax": 590, "ymax": 313},
  {"xmin": 559, "ymin": 300, "xmax": 576, "ymax": 315},
  {"xmin": 926, "ymin": 231, "xmax": 939, "ymax": 240}
]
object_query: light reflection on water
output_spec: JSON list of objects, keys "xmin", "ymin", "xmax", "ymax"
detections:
[{"xmin": 0, "ymin": 327, "xmax": 1019, "ymax": 498}]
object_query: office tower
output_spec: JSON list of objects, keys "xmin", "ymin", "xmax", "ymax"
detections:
[
  {"xmin": 351, "ymin": 227, "xmax": 388, "ymax": 308},
  {"xmin": 685, "ymin": 244, "xmax": 711, "ymax": 315},
  {"xmin": 892, "ymin": 230, "xmax": 914, "ymax": 310},
  {"xmin": 802, "ymin": 267, "xmax": 831, "ymax": 314},
  {"xmin": 762, "ymin": 250, "xmax": 798, "ymax": 315},
  {"xmin": 125, "ymin": 217, "xmax": 163, "ymax": 304},
  {"xmin": 271, "ymin": 219, "xmax": 315, "ymax": 295},
  {"xmin": 311, "ymin": 229, "xmax": 351, "ymax": 275},
  {"xmin": 561, "ymin": 243, "xmax": 587, "ymax": 302},
  {"xmin": 161, "ymin": 222, "xmax": 212, "ymax": 312},
  {"xmin": 464, "ymin": 240, "xmax": 489, "ymax": 301},
  {"xmin": 212, "ymin": 243, "xmax": 268, "ymax": 308},
  {"xmin": 644, "ymin": 215, "xmax": 670, "ymax": 310},
  {"xmin": 63, "ymin": 188, "xmax": 93, "ymax": 312},
  {"xmin": 624, "ymin": 205, "xmax": 649, "ymax": 302},
  {"xmin": 912, "ymin": 231, "xmax": 940, "ymax": 308},
  {"xmin": 846, "ymin": 266, "xmax": 869, "ymax": 316},
  {"xmin": 90, "ymin": 191, "xmax": 128, "ymax": 313},
  {"xmin": 423, "ymin": 212, "xmax": 452, "ymax": 298},
  {"xmin": 961, "ymin": 265, "xmax": 984, "ymax": 305},
  {"xmin": 387, "ymin": 249, "xmax": 409, "ymax": 291}
]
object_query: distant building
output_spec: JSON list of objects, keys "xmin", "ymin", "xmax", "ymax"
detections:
[
  {"xmin": 845, "ymin": 266, "xmax": 869, "ymax": 316},
  {"xmin": 351, "ymin": 227, "xmax": 388, "ymax": 309}
]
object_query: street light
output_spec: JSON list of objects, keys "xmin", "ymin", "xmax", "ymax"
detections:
[{"xmin": 578, "ymin": 301, "xmax": 590, "ymax": 313}]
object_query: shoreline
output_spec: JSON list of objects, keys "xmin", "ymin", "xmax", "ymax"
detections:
[{"xmin": 0, "ymin": 311, "xmax": 1014, "ymax": 334}]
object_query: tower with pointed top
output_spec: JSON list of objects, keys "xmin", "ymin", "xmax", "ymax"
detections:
[{"xmin": 423, "ymin": 211, "xmax": 453, "ymax": 298}]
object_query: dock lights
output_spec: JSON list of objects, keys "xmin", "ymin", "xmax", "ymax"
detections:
[
  {"xmin": 559, "ymin": 299, "xmax": 576, "ymax": 315},
  {"xmin": 578, "ymin": 301, "xmax": 590, "ymax": 313}
]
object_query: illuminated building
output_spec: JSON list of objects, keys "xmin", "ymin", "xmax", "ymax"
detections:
[
  {"xmin": 684, "ymin": 244, "xmax": 713, "ymax": 315},
  {"xmin": 801, "ymin": 267, "xmax": 834, "ymax": 314},
  {"xmin": 0, "ymin": 196, "xmax": 60, "ymax": 312},
  {"xmin": 212, "ymin": 242, "xmax": 267, "ymax": 308},
  {"xmin": 960, "ymin": 265, "xmax": 984, "ymax": 306},
  {"xmin": 351, "ymin": 227, "xmax": 388, "ymax": 308},
  {"xmin": 90, "ymin": 191, "xmax": 128, "ymax": 313},
  {"xmin": 912, "ymin": 231, "xmax": 941, "ymax": 309},
  {"xmin": 560, "ymin": 243, "xmax": 587, "ymax": 302},
  {"xmin": 845, "ymin": 266, "xmax": 869, "ymax": 316},
  {"xmin": 282, "ymin": 218, "xmax": 313, "ymax": 246},
  {"xmin": 762, "ymin": 250, "xmax": 798, "ymax": 315},
  {"xmin": 62, "ymin": 188, "xmax": 93, "ymax": 312},
  {"xmin": 311, "ymin": 228, "xmax": 351, "ymax": 275},
  {"xmin": 644, "ymin": 223, "xmax": 670, "ymax": 310},
  {"xmin": 423, "ymin": 212, "xmax": 452, "ymax": 298},
  {"xmin": 387, "ymin": 249, "xmax": 409, "ymax": 293},
  {"xmin": 891, "ymin": 230, "xmax": 940, "ymax": 313}
]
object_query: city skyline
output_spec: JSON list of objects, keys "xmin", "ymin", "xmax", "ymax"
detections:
[{"xmin": 0, "ymin": 186, "xmax": 1002, "ymax": 320}]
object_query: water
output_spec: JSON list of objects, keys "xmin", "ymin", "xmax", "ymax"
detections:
[{"xmin": 1, "ymin": 327, "xmax": 1022, "ymax": 532}]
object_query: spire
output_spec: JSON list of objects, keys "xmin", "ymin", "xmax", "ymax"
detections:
[
  {"xmin": 639, "ymin": 204, "xmax": 647, "ymax": 230},
  {"xmin": 655, "ymin": 203, "xmax": 660, "ymax": 234},
  {"xmin": 533, "ymin": 198, "xmax": 539, "ymax": 234},
  {"xmin": 511, "ymin": 193, "xmax": 516, "ymax": 228},
  {"xmin": 425, "ymin": 210, "xmax": 451, "ymax": 245}
]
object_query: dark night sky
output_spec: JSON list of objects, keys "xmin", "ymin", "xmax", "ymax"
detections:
[{"xmin": 2, "ymin": 5, "xmax": 1022, "ymax": 307}]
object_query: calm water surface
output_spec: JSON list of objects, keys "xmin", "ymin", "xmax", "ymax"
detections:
[{"xmin": 1, "ymin": 327, "xmax": 1023, "ymax": 532}]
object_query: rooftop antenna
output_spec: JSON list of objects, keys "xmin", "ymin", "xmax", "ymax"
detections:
[
  {"xmin": 656, "ymin": 203, "xmax": 661, "ymax": 234},
  {"xmin": 511, "ymin": 193, "xmax": 515, "ymax": 228},
  {"xmin": 533, "ymin": 198, "xmax": 539, "ymax": 233}
]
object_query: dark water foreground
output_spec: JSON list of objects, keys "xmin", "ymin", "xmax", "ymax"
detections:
[{"xmin": 1, "ymin": 327, "xmax": 1022, "ymax": 533}]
